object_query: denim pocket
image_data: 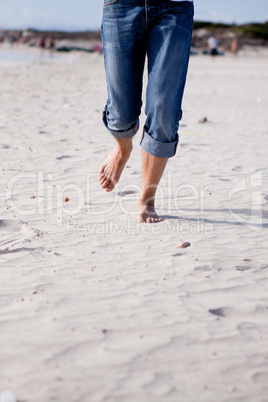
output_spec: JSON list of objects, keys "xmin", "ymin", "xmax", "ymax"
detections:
[{"xmin": 103, "ymin": 0, "xmax": 119, "ymax": 7}]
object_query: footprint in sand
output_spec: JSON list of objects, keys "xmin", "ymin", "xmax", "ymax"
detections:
[
  {"xmin": 0, "ymin": 219, "xmax": 30, "ymax": 232},
  {"xmin": 0, "ymin": 219, "xmax": 42, "ymax": 253}
]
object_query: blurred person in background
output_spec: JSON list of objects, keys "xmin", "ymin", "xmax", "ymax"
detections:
[
  {"xmin": 49, "ymin": 36, "xmax": 55, "ymax": 55},
  {"xmin": 207, "ymin": 35, "xmax": 219, "ymax": 56},
  {"xmin": 231, "ymin": 38, "xmax": 239, "ymax": 56},
  {"xmin": 39, "ymin": 35, "xmax": 46, "ymax": 54}
]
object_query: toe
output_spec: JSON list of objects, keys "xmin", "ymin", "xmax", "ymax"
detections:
[
  {"xmin": 101, "ymin": 178, "xmax": 110, "ymax": 188},
  {"xmin": 99, "ymin": 176, "xmax": 107, "ymax": 185},
  {"xmin": 106, "ymin": 182, "xmax": 115, "ymax": 192},
  {"xmin": 99, "ymin": 166, "xmax": 105, "ymax": 177}
]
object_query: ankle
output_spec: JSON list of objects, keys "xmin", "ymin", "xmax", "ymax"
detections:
[
  {"xmin": 116, "ymin": 138, "xmax": 133, "ymax": 155},
  {"xmin": 137, "ymin": 196, "xmax": 155, "ymax": 207}
]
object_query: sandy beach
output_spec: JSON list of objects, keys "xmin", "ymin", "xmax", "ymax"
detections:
[{"xmin": 0, "ymin": 45, "xmax": 268, "ymax": 402}]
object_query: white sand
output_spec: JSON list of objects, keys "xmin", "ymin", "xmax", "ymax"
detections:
[{"xmin": 0, "ymin": 45, "xmax": 268, "ymax": 402}]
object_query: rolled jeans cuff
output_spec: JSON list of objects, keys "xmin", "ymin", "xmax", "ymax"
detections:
[
  {"xmin": 102, "ymin": 110, "xmax": 139, "ymax": 139},
  {"xmin": 140, "ymin": 130, "xmax": 179, "ymax": 158}
]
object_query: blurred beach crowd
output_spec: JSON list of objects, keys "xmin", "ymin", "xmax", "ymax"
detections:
[
  {"xmin": 0, "ymin": 28, "xmax": 103, "ymax": 54},
  {"xmin": 1, "ymin": 21, "xmax": 267, "ymax": 56}
]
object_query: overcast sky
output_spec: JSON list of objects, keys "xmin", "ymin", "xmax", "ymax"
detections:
[{"xmin": 1, "ymin": 0, "xmax": 268, "ymax": 31}]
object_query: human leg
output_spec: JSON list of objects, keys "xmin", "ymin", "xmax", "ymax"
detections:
[
  {"xmin": 137, "ymin": 151, "xmax": 168, "ymax": 223},
  {"xmin": 141, "ymin": 0, "xmax": 194, "ymax": 158},
  {"xmin": 99, "ymin": 0, "xmax": 146, "ymax": 191},
  {"xmin": 138, "ymin": 0, "xmax": 194, "ymax": 220}
]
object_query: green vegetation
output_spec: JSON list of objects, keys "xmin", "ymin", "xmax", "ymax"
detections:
[
  {"xmin": 193, "ymin": 21, "xmax": 233, "ymax": 30},
  {"xmin": 193, "ymin": 20, "xmax": 268, "ymax": 40},
  {"xmin": 236, "ymin": 22, "xmax": 268, "ymax": 40}
]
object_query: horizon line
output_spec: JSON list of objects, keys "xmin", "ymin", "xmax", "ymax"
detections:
[{"xmin": 1, "ymin": 19, "xmax": 267, "ymax": 32}]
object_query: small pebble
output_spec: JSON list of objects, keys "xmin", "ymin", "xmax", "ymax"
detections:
[
  {"xmin": 177, "ymin": 242, "xmax": 191, "ymax": 249},
  {"xmin": 199, "ymin": 117, "xmax": 208, "ymax": 123},
  {"xmin": 30, "ymin": 195, "xmax": 36, "ymax": 199},
  {"xmin": 64, "ymin": 196, "xmax": 69, "ymax": 202}
]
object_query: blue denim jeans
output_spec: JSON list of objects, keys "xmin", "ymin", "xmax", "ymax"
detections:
[{"xmin": 102, "ymin": 0, "xmax": 194, "ymax": 158}]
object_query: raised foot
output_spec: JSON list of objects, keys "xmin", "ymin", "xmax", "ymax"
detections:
[
  {"xmin": 137, "ymin": 201, "xmax": 163, "ymax": 224},
  {"xmin": 99, "ymin": 142, "xmax": 132, "ymax": 192}
]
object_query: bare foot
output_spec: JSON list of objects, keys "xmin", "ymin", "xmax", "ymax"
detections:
[
  {"xmin": 137, "ymin": 200, "xmax": 163, "ymax": 223},
  {"xmin": 99, "ymin": 139, "xmax": 132, "ymax": 192}
]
